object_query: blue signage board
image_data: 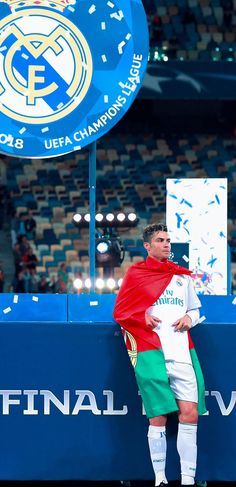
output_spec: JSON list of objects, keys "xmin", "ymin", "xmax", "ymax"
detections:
[
  {"xmin": 0, "ymin": 0, "xmax": 148, "ymax": 158},
  {"xmin": 0, "ymin": 294, "xmax": 235, "ymax": 480}
]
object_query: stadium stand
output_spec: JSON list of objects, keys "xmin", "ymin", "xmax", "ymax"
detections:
[
  {"xmin": 1, "ymin": 129, "xmax": 236, "ymax": 294},
  {"xmin": 0, "ymin": 0, "xmax": 236, "ymax": 294},
  {"xmin": 144, "ymin": 0, "xmax": 236, "ymax": 61}
]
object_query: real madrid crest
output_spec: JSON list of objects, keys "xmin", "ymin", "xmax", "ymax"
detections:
[{"xmin": 0, "ymin": 0, "xmax": 149, "ymax": 158}]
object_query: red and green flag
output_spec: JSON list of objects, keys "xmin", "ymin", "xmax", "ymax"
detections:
[{"xmin": 113, "ymin": 256, "xmax": 206, "ymax": 418}]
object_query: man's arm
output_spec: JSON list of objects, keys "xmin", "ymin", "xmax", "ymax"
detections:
[{"xmin": 173, "ymin": 276, "xmax": 201, "ymax": 332}]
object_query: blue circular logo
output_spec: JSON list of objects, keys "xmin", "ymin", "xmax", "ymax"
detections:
[{"xmin": 0, "ymin": 0, "xmax": 149, "ymax": 158}]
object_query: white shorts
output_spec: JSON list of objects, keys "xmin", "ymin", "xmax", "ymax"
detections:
[{"xmin": 165, "ymin": 360, "xmax": 198, "ymax": 403}]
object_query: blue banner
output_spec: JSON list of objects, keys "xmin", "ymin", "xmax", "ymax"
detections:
[
  {"xmin": 139, "ymin": 61, "xmax": 236, "ymax": 99},
  {"xmin": 0, "ymin": 294, "xmax": 235, "ymax": 481}
]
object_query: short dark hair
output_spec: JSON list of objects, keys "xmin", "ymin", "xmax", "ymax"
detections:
[{"xmin": 143, "ymin": 223, "xmax": 168, "ymax": 243}]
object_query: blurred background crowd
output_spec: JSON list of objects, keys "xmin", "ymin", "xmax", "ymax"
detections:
[{"xmin": 0, "ymin": 0, "xmax": 236, "ymax": 295}]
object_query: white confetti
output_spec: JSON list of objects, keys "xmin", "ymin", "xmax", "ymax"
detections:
[
  {"xmin": 232, "ymin": 297, "xmax": 236, "ymax": 305},
  {"xmin": 182, "ymin": 254, "xmax": 189, "ymax": 262},
  {"xmin": 118, "ymin": 40, "xmax": 125, "ymax": 54},
  {"xmin": 21, "ymin": 53, "xmax": 29, "ymax": 59},
  {"xmin": 199, "ymin": 315, "xmax": 206, "ymax": 323},
  {"xmin": 57, "ymin": 102, "xmax": 64, "ymax": 109},
  {"xmin": 32, "ymin": 296, "xmax": 39, "ymax": 302},
  {"xmin": 104, "ymin": 95, "xmax": 109, "ymax": 103},
  {"xmin": 101, "ymin": 54, "xmax": 107, "ymax": 63},
  {"xmin": 3, "ymin": 307, "xmax": 11, "ymax": 314},
  {"xmin": 101, "ymin": 21, "xmax": 106, "ymax": 30},
  {"xmin": 107, "ymin": 1, "xmax": 114, "ymax": 7},
  {"xmin": 73, "ymin": 145, "xmax": 81, "ymax": 151},
  {"xmin": 19, "ymin": 127, "xmax": 26, "ymax": 134},
  {"xmin": 90, "ymin": 301, "xmax": 98, "ymax": 306},
  {"xmin": 13, "ymin": 295, "xmax": 19, "ymax": 304},
  {"xmin": 88, "ymin": 4, "xmax": 96, "ymax": 14},
  {"xmin": 41, "ymin": 127, "xmax": 49, "ymax": 133},
  {"xmin": 110, "ymin": 10, "xmax": 124, "ymax": 21}
]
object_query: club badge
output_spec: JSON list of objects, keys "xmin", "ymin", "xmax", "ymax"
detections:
[{"xmin": 0, "ymin": 0, "xmax": 148, "ymax": 158}]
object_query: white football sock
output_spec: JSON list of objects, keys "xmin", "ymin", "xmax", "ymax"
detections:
[
  {"xmin": 148, "ymin": 425, "xmax": 168, "ymax": 486},
  {"xmin": 177, "ymin": 422, "xmax": 197, "ymax": 485}
]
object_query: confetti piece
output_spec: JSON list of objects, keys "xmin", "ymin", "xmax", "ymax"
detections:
[
  {"xmin": 199, "ymin": 315, "xmax": 206, "ymax": 323},
  {"xmin": 118, "ymin": 41, "xmax": 125, "ymax": 54},
  {"xmin": 182, "ymin": 255, "xmax": 189, "ymax": 262},
  {"xmin": 3, "ymin": 307, "xmax": 11, "ymax": 314},
  {"xmin": 232, "ymin": 297, "xmax": 236, "ymax": 305},
  {"xmin": 88, "ymin": 4, "xmax": 96, "ymax": 14},
  {"xmin": 215, "ymin": 194, "xmax": 220, "ymax": 204},
  {"xmin": 13, "ymin": 295, "xmax": 19, "ymax": 304},
  {"xmin": 32, "ymin": 296, "xmax": 39, "ymax": 302},
  {"xmin": 101, "ymin": 54, "xmax": 107, "ymax": 62},
  {"xmin": 180, "ymin": 198, "xmax": 193, "ymax": 208},
  {"xmin": 110, "ymin": 10, "xmax": 124, "ymax": 21},
  {"xmin": 90, "ymin": 301, "xmax": 98, "ymax": 306}
]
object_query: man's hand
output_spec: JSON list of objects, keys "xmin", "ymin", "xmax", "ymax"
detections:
[
  {"xmin": 145, "ymin": 307, "xmax": 162, "ymax": 329},
  {"xmin": 172, "ymin": 314, "xmax": 192, "ymax": 332}
]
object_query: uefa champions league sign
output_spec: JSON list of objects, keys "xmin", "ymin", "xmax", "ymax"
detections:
[{"xmin": 0, "ymin": 0, "xmax": 148, "ymax": 158}]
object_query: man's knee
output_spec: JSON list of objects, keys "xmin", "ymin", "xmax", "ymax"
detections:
[
  {"xmin": 177, "ymin": 401, "xmax": 198, "ymax": 424},
  {"xmin": 149, "ymin": 415, "xmax": 167, "ymax": 426}
]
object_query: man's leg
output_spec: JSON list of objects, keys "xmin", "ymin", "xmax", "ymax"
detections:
[
  {"xmin": 148, "ymin": 415, "xmax": 168, "ymax": 486},
  {"xmin": 177, "ymin": 400, "xmax": 198, "ymax": 486}
]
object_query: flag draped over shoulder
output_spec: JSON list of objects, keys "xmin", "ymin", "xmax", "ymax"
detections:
[
  {"xmin": 114, "ymin": 256, "xmax": 206, "ymax": 417},
  {"xmin": 113, "ymin": 256, "xmax": 193, "ymax": 352}
]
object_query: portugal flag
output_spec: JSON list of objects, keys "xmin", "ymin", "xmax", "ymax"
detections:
[{"xmin": 113, "ymin": 256, "xmax": 206, "ymax": 418}]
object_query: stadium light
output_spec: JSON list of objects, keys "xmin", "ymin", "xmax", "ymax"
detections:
[
  {"xmin": 73, "ymin": 211, "xmax": 138, "ymax": 228},
  {"xmin": 73, "ymin": 276, "xmax": 123, "ymax": 294},
  {"xmin": 96, "ymin": 240, "xmax": 110, "ymax": 255},
  {"xmin": 95, "ymin": 213, "xmax": 104, "ymax": 222},
  {"xmin": 95, "ymin": 278, "xmax": 105, "ymax": 290},
  {"xmin": 73, "ymin": 213, "xmax": 82, "ymax": 223},
  {"xmin": 72, "ymin": 277, "xmax": 122, "ymax": 293},
  {"xmin": 107, "ymin": 278, "xmax": 116, "ymax": 290},
  {"xmin": 84, "ymin": 213, "xmax": 91, "ymax": 222},
  {"xmin": 95, "ymin": 234, "xmax": 125, "ymax": 271},
  {"xmin": 117, "ymin": 212, "xmax": 126, "ymax": 222},
  {"xmin": 84, "ymin": 278, "xmax": 91, "ymax": 289},
  {"xmin": 73, "ymin": 278, "xmax": 83, "ymax": 290}
]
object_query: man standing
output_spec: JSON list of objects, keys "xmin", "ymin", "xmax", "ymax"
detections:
[{"xmin": 114, "ymin": 223, "xmax": 206, "ymax": 487}]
